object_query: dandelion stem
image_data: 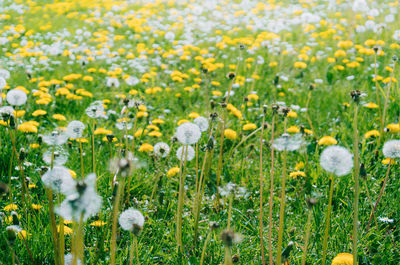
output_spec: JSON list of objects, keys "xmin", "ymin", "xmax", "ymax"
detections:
[
  {"xmin": 268, "ymin": 114, "xmax": 276, "ymax": 265},
  {"xmin": 352, "ymin": 103, "xmax": 360, "ymax": 265},
  {"xmin": 381, "ymin": 61, "xmax": 396, "ymax": 143},
  {"xmin": 79, "ymin": 141, "xmax": 84, "ymax": 179},
  {"xmin": 321, "ymin": 177, "xmax": 335, "ymax": 265},
  {"xmin": 110, "ymin": 178, "xmax": 125, "ymax": 265},
  {"xmin": 129, "ymin": 234, "xmax": 139, "ymax": 265},
  {"xmin": 227, "ymin": 194, "xmax": 233, "ymax": 230},
  {"xmin": 259, "ymin": 111, "xmax": 266, "ymax": 265},
  {"xmin": 200, "ymin": 230, "xmax": 212, "ymax": 265},
  {"xmin": 91, "ymin": 121, "xmax": 96, "ymax": 175},
  {"xmin": 176, "ymin": 144, "xmax": 189, "ymax": 253},
  {"xmin": 301, "ymin": 207, "xmax": 313, "ymax": 265},
  {"xmin": 366, "ymin": 163, "xmax": 392, "ymax": 232},
  {"xmin": 224, "ymin": 246, "xmax": 233, "ymax": 265}
]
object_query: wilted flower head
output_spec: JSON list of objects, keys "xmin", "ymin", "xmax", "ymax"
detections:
[
  {"xmin": 176, "ymin": 122, "xmax": 201, "ymax": 145},
  {"xmin": 220, "ymin": 229, "xmax": 243, "ymax": 247},
  {"xmin": 176, "ymin": 145, "xmax": 195, "ymax": 161},
  {"xmin": 86, "ymin": 101, "xmax": 105, "ymax": 119},
  {"xmin": 153, "ymin": 142, "xmax": 170, "ymax": 158},
  {"xmin": 119, "ymin": 208, "xmax": 145, "ymax": 235},
  {"xmin": 42, "ymin": 166, "xmax": 75, "ymax": 195},
  {"xmin": 272, "ymin": 133, "xmax": 305, "ymax": 151},
  {"xmin": 320, "ymin": 146, "xmax": 353, "ymax": 176},
  {"xmin": 6, "ymin": 89, "xmax": 27, "ymax": 106},
  {"xmin": 66, "ymin": 121, "xmax": 85, "ymax": 139},
  {"xmin": 382, "ymin": 140, "xmax": 400, "ymax": 158},
  {"xmin": 43, "ymin": 147, "xmax": 69, "ymax": 166},
  {"xmin": 42, "ymin": 130, "xmax": 69, "ymax": 146},
  {"xmin": 194, "ymin": 116, "xmax": 209, "ymax": 132},
  {"xmin": 56, "ymin": 173, "xmax": 102, "ymax": 221}
]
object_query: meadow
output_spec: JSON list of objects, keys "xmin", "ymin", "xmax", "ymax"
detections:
[{"xmin": 0, "ymin": 0, "xmax": 399, "ymax": 264}]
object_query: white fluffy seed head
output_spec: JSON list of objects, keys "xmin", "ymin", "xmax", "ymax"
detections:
[
  {"xmin": 6, "ymin": 89, "xmax": 27, "ymax": 106},
  {"xmin": 154, "ymin": 142, "xmax": 170, "ymax": 158},
  {"xmin": 194, "ymin": 116, "xmax": 209, "ymax": 132},
  {"xmin": 42, "ymin": 166, "xmax": 75, "ymax": 195},
  {"xmin": 66, "ymin": 120, "xmax": 86, "ymax": 139},
  {"xmin": 119, "ymin": 209, "xmax": 145, "ymax": 235},
  {"xmin": 176, "ymin": 122, "xmax": 201, "ymax": 145},
  {"xmin": 176, "ymin": 145, "xmax": 195, "ymax": 161},
  {"xmin": 320, "ymin": 145, "xmax": 353, "ymax": 176},
  {"xmin": 382, "ymin": 140, "xmax": 400, "ymax": 158},
  {"xmin": 272, "ymin": 133, "xmax": 304, "ymax": 152}
]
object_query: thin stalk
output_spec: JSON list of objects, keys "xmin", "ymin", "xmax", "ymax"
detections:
[
  {"xmin": 321, "ymin": 177, "xmax": 335, "ymax": 265},
  {"xmin": 227, "ymin": 194, "xmax": 233, "ymax": 230},
  {"xmin": 79, "ymin": 141, "xmax": 84, "ymax": 179},
  {"xmin": 110, "ymin": 178, "xmax": 125, "ymax": 265},
  {"xmin": 374, "ymin": 53, "xmax": 383, "ymax": 146},
  {"xmin": 259, "ymin": 112, "xmax": 266, "ymax": 265},
  {"xmin": 200, "ymin": 230, "xmax": 212, "ymax": 265},
  {"xmin": 268, "ymin": 114, "xmax": 276, "ymax": 265},
  {"xmin": 352, "ymin": 103, "xmax": 360, "ymax": 265},
  {"xmin": 301, "ymin": 208, "xmax": 313, "ymax": 265},
  {"xmin": 381, "ymin": 62, "xmax": 396, "ymax": 143},
  {"xmin": 91, "ymin": 121, "xmax": 96, "ymax": 175},
  {"xmin": 224, "ymin": 246, "xmax": 233, "ymax": 265},
  {"xmin": 129, "ymin": 234, "xmax": 139, "ymax": 265},
  {"xmin": 176, "ymin": 144, "xmax": 189, "ymax": 253},
  {"xmin": 366, "ymin": 163, "xmax": 392, "ymax": 231}
]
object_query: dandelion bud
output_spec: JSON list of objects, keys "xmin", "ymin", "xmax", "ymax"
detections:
[
  {"xmin": 209, "ymin": 221, "xmax": 220, "ymax": 230},
  {"xmin": 210, "ymin": 112, "xmax": 218, "ymax": 120},
  {"xmin": 263, "ymin": 105, "xmax": 268, "ymax": 114},
  {"xmin": 227, "ymin": 72, "xmax": 236, "ymax": 80},
  {"xmin": 232, "ymin": 254, "xmax": 239, "ymax": 263},
  {"xmin": 11, "ymin": 211, "xmax": 19, "ymax": 225},
  {"xmin": 360, "ymin": 163, "xmax": 367, "ymax": 179},
  {"xmin": 171, "ymin": 136, "xmax": 178, "ymax": 143},
  {"xmin": 106, "ymin": 134, "xmax": 115, "ymax": 143},
  {"xmin": 239, "ymin": 43, "xmax": 245, "ymax": 50},
  {"xmin": 272, "ymin": 104, "xmax": 279, "ymax": 114},
  {"xmin": 123, "ymin": 98, "xmax": 130, "ymax": 106},
  {"xmin": 19, "ymin": 148, "xmax": 27, "ymax": 161},
  {"xmin": 392, "ymin": 55, "xmax": 398, "ymax": 62},
  {"xmin": 76, "ymin": 181, "xmax": 87, "ymax": 195},
  {"xmin": 281, "ymin": 241, "xmax": 294, "ymax": 260},
  {"xmin": 300, "ymin": 125, "xmax": 305, "ymax": 135},
  {"xmin": 306, "ymin": 197, "xmax": 318, "ymax": 208},
  {"xmin": 244, "ymin": 97, "xmax": 249, "ymax": 102},
  {"xmin": 6, "ymin": 226, "xmax": 20, "ymax": 243},
  {"xmin": 206, "ymin": 136, "xmax": 214, "ymax": 150},
  {"xmin": 350, "ymin": 90, "xmax": 362, "ymax": 104},
  {"xmin": 9, "ymin": 115, "xmax": 16, "ymax": 129},
  {"xmin": 38, "ymin": 135, "xmax": 43, "ymax": 145},
  {"xmin": 221, "ymin": 102, "xmax": 227, "ymax": 108},
  {"xmin": 273, "ymin": 75, "xmax": 279, "ymax": 86},
  {"xmin": 281, "ymin": 107, "xmax": 290, "ymax": 117},
  {"xmin": 210, "ymin": 100, "xmax": 216, "ymax": 109},
  {"xmin": 202, "ymin": 67, "xmax": 208, "ymax": 74},
  {"xmin": 373, "ymin": 46, "xmax": 379, "ymax": 53},
  {"xmin": 309, "ymin": 83, "xmax": 315, "ymax": 90},
  {"xmin": 220, "ymin": 230, "xmax": 235, "ymax": 247}
]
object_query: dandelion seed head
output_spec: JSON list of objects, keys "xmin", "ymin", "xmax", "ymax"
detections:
[
  {"xmin": 272, "ymin": 133, "xmax": 304, "ymax": 151},
  {"xmin": 66, "ymin": 120, "xmax": 85, "ymax": 139},
  {"xmin": 43, "ymin": 147, "xmax": 69, "ymax": 166},
  {"xmin": 176, "ymin": 122, "xmax": 201, "ymax": 145},
  {"xmin": 176, "ymin": 145, "xmax": 195, "ymax": 161},
  {"xmin": 6, "ymin": 89, "xmax": 27, "ymax": 106},
  {"xmin": 382, "ymin": 140, "xmax": 400, "ymax": 158},
  {"xmin": 320, "ymin": 145, "xmax": 353, "ymax": 176},
  {"xmin": 86, "ymin": 101, "xmax": 105, "ymax": 119},
  {"xmin": 119, "ymin": 208, "xmax": 145, "ymax": 235},
  {"xmin": 42, "ymin": 131, "xmax": 69, "ymax": 146},
  {"xmin": 154, "ymin": 142, "xmax": 170, "ymax": 158},
  {"xmin": 42, "ymin": 166, "xmax": 75, "ymax": 195},
  {"xmin": 194, "ymin": 116, "xmax": 209, "ymax": 132}
]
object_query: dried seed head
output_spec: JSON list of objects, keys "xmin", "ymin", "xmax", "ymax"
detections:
[
  {"xmin": 232, "ymin": 254, "xmax": 239, "ymax": 263},
  {"xmin": 281, "ymin": 107, "xmax": 290, "ymax": 117},
  {"xmin": 350, "ymin": 90, "xmax": 362, "ymax": 104},
  {"xmin": 227, "ymin": 72, "xmax": 236, "ymax": 80},
  {"xmin": 220, "ymin": 230, "xmax": 235, "ymax": 247},
  {"xmin": 306, "ymin": 197, "xmax": 318, "ymax": 208},
  {"xmin": 309, "ymin": 83, "xmax": 315, "ymax": 90},
  {"xmin": 272, "ymin": 104, "xmax": 279, "ymax": 114},
  {"xmin": 209, "ymin": 221, "xmax": 220, "ymax": 230}
]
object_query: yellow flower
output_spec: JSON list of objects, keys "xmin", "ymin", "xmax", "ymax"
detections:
[
  {"xmin": 148, "ymin": 131, "xmax": 162, "ymax": 137},
  {"xmin": 177, "ymin": 119, "xmax": 189, "ymax": 125},
  {"xmin": 382, "ymin": 158, "xmax": 396, "ymax": 165},
  {"xmin": 90, "ymin": 220, "xmax": 106, "ymax": 227},
  {"xmin": 294, "ymin": 61, "xmax": 307, "ymax": 68},
  {"xmin": 4, "ymin": 204, "xmax": 18, "ymax": 211},
  {"xmin": 13, "ymin": 110, "xmax": 25, "ymax": 118},
  {"xmin": 139, "ymin": 143, "xmax": 153, "ymax": 152},
  {"xmin": 318, "ymin": 136, "xmax": 337, "ymax": 146},
  {"xmin": 32, "ymin": 109, "xmax": 47, "ymax": 116},
  {"xmin": 69, "ymin": 170, "xmax": 77, "ymax": 178},
  {"xmin": 364, "ymin": 102, "xmax": 378, "ymax": 109},
  {"xmin": 224, "ymin": 129, "xmax": 238, "ymax": 140},
  {"xmin": 289, "ymin": 171, "xmax": 306, "ymax": 178},
  {"xmin": 152, "ymin": 119, "xmax": 165, "ymax": 124},
  {"xmin": 295, "ymin": 162, "xmax": 305, "ymax": 170},
  {"xmin": 18, "ymin": 230, "xmax": 30, "ymax": 240},
  {"xmin": 287, "ymin": 126, "xmax": 300, "ymax": 134},
  {"xmin": 243, "ymin": 123, "xmax": 257, "ymax": 131},
  {"xmin": 18, "ymin": 122, "xmax": 38, "ymax": 133},
  {"xmin": 52, "ymin": 114, "xmax": 66, "ymax": 121},
  {"xmin": 167, "ymin": 167, "xmax": 180, "ymax": 177},
  {"xmin": 364, "ymin": 130, "xmax": 380, "ymax": 139},
  {"xmin": 188, "ymin": 112, "xmax": 200, "ymax": 118},
  {"xmin": 76, "ymin": 138, "xmax": 88, "ymax": 143},
  {"xmin": 94, "ymin": 128, "xmax": 113, "ymax": 135},
  {"xmin": 31, "ymin": 204, "xmax": 42, "ymax": 210},
  {"xmin": 331, "ymin": 253, "xmax": 353, "ymax": 265},
  {"xmin": 385, "ymin": 123, "xmax": 400, "ymax": 133},
  {"xmin": 287, "ymin": 110, "xmax": 297, "ymax": 118},
  {"xmin": 57, "ymin": 225, "xmax": 73, "ymax": 235},
  {"xmin": 30, "ymin": 143, "xmax": 40, "ymax": 149}
]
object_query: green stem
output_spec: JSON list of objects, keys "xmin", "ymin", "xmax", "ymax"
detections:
[
  {"xmin": 200, "ymin": 230, "xmax": 212, "ymax": 265},
  {"xmin": 301, "ymin": 208, "xmax": 313, "ymax": 265},
  {"xmin": 321, "ymin": 177, "xmax": 335, "ymax": 265},
  {"xmin": 352, "ymin": 104, "xmax": 360, "ymax": 265},
  {"xmin": 276, "ymin": 150, "xmax": 287, "ymax": 265}
]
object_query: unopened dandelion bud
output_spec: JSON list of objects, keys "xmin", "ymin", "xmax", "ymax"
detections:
[
  {"xmin": 360, "ymin": 163, "xmax": 367, "ymax": 179},
  {"xmin": 171, "ymin": 136, "xmax": 178, "ymax": 143},
  {"xmin": 272, "ymin": 104, "xmax": 279, "ymax": 114},
  {"xmin": 207, "ymin": 137, "xmax": 215, "ymax": 150},
  {"xmin": 239, "ymin": 43, "xmax": 245, "ymax": 50},
  {"xmin": 281, "ymin": 107, "xmax": 290, "ymax": 117},
  {"xmin": 274, "ymin": 75, "xmax": 279, "ymax": 86},
  {"xmin": 309, "ymin": 83, "xmax": 315, "ymax": 90},
  {"xmin": 123, "ymin": 98, "xmax": 129, "ymax": 106},
  {"xmin": 306, "ymin": 197, "xmax": 318, "ymax": 208},
  {"xmin": 11, "ymin": 211, "xmax": 19, "ymax": 225},
  {"xmin": 209, "ymin": 221, "xmax": 220, "ymax": 230},
  {"xmin": 281, "ymin": 241, "xmax": 294, "ymax": 260},
  {"xmin": 38, "ymin": 135, "xmax": 43, "ymax": 145},
  {"xmin": 263, "ymin": 105, "xmax": 268, "ymax": 113},
  {"xmin": 373, "ymin": 46, "xmax": 379, "ymax": 53},
  {"xmin": 9, "ymin": 115, "xmax": 16, "ymax": 129},
  {"xmin": 6, "ymin": 226, "xmax": 18, "ymax": 243},
  {"xmin": 220, "ymin": 230, "xmax": 235, "ymax": 247},
  {"xmin": 19, "ymin": 148, "xmax": 27, "ymax": 161},
  {"xmin": 244, "ymin": 96, "xmax": 249, "ymax": 102},
  {"xmin": 392, "ymin": 55, "xmax": 398, "ymax": 62},
  {"xmin": 300, "ymin": 125, "xmax": 305, "ymax": 135},
  {"xmin": 210, "ymin": 112, "xmax": 218, "ymax": 120},
  {"xmin": 350, "ymin": 90, "xmax": 362, "ymax": 104},
  {"xmin": 201, "ymin": 67, "xmax": 208, "ymax": 74},
  {"xmin": 0, "ymin": 182, "xmax": 9, "ymax": 195},
  {"xmin": 76, "ymin": 181, "xmax": 87, "ymax": 195},
  {"xmin": 227, "ymin": 72, "xmax": 236, "ymax": 80},
  {"xmin": 106, "ymin": 134, "xmax": 115, "ymax": 143},
  {"xmin": 210, "ymin": 100, "xmax": 216, "ymax": 109},
  {"xmin": 232, "ymin": 254, "xmax": 239, "ymax": 263},
  {"xmin": 221, "ymin": 102, "xmax": 227, "ymax": 108}
]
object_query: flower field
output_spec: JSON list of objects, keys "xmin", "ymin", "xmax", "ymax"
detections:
[{"xmin": 0, "ymin": 0, "xmax": 400, "ymax": 264}]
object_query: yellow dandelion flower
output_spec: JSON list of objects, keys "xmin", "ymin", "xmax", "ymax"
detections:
[
  {"xmin": 364, "ymin": 102, "xmax": 379, "ymax": 109},
  {"xmin": 31, "ymin": 204, "xmax": 42, "ymax": 210},
  {"xmin": 4, "ymin": 204, "xmax": 18, "ymax": 211},
  {"xmin": 167, "ymin": 167, "xmax": 180, "ymax": 177},
  {"xmin": 331, "ymin": 253, "xmax": 353, "ymax": 265},
  {"xmin": 57, "ymin": 225, "xmax": 73, "ymax": 235},
  {"xmin": 287, "ymin": 126, "xmax": 300, "ymax": 133},
  {"xmin": 139, "ymin": 143, "xmax": 153, "ymax": 152},
  {"xmin": 18, "ymin": 230, "xmax": 30, "ymax": 240},
  {"xmin": 177, "ymin": 119, "xmax": 189, "ymax": 125},
  {"xmin": 18, "ymin": 122, "xmax": 38, "ymax": 133},
  {"xmin": 385, "ymin": 123, "xmax": 400, "ymax": 133},
  {"xmin": 287, "ymin": 110, "xmax": 297, "ymax": 118},
  {"xmin": 318, "ymin": 136, "xmax": 337, "ymax": 146},
  {"xmin": 52, "ymin": 114, "xmax": 66, "ymax": 121},
  {"xmin": 224, "ymin": 129, "xmax": 238, "ymax": 140},
  {"xmin": 94, "ymin": 128, "xmax": 113, "ymax": 135},
  {"xmin": 32, "ymin": 109, "xmax": 47, "ymax": 116},
  {"xmin": 188, "ymin": 112, "xmax": 200, "ymax": 118},
  {"xmin": 243, "ymin": 123, "xmax": 257, "ymax": 131},
  {"xmin": 382, "ymin": 158, "xmax": 396, "ymax": 165},
  {"xmin": 289, "ymin": 171, "xmax": 306, "ymax": 178},
  {"xmin": 364, "ymin": 130, "xmax": 380, "ymax": 139},
  {"xmin": 90, "ymin": 220, "xmax": 106, "ymax": 227},
  {"xmin": 152, "ymin": 119, "xmax": 165, "ymax": 124}
]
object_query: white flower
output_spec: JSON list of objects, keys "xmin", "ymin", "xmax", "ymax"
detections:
[
  {"xmin": 320, "ymin": 145, "xmax": 353, "ymax": 176},
  {"xmin": 66, "ymin": 121, "xmax": 85, "ymax": 139},
  {"xmin": 378, "ymin": 217, "xmax": 394, "ymax": 223},
  {"xmin": 42, "ymin": 166, "xmax": 75, "ymax": 195},
  {"xmin": 56, "ymin": 173, "xmax": 102, "ymax": 221},
  {"xmin": 382, "ymin": 140, "xmax": 400, "ymax": 158},
  {"xmin": 272, "ymin": 133, "xmax": 304, "ymax": 151},
  {"xmin": 176, "ymin": 122, "xmax": 201, "ymax": 145},
  {"xmin": 86, "ymin": 101, "xmax": 105, "ymax": 119},
  {"xmin": 119, "ymin": 208, "xmax": 145, "ymax": 234},
  {"xmin": 194, "ymin": 116, "xmax": 209, "ymax": 132},
  {"xmin": 6, "ymin": 89, "xmax": 27, "ymax": 106},
  {"xmin": 106, "ymin": 77, "xmax": 120, "ymax": 88},
  {"xmin": 154, "ymin": 142, "xmax": 170, "ymax": 158},
  {"xmin": 176, "ymin": 145, "xmax": 195, "ymax": 161}
]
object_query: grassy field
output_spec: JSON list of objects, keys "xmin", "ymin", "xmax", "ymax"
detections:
[{"xmin": 0, "ymin": 0, "xmax": 399, "ymax": 264}]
